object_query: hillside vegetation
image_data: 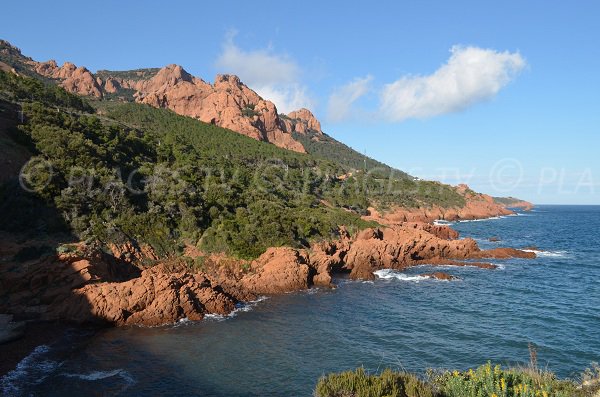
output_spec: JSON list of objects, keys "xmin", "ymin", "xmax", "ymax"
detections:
[{"xmin": 0, "ymin": 69, "xmax": 468, "ymax": 259}]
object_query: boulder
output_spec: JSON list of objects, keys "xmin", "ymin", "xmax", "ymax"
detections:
[{"xmin": 242, "ymin": 247, "xmax": 312, "ymax": 294}]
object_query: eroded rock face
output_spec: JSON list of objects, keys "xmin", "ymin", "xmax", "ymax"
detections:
[
  {"xmin": 50, "ymin": 264, "xmax": 237, "ymax": 326},
  {"xmin": 35, "ymin": 60, "xmax": 103, "ymax": 98},
  {"xmin": 241, "ymin": 247, "xmax": 312, "ymax": 294},
  {"xmin": 285, "ymin": 108, "xmax": 323, "ymax": 134},
  {"xmin": 33, "ymin": 59, "xmax": 307, "ymax": 153},
  {"xmin": 0, "ymin": 245, "xmax": 140, "ymax": 318},
  {"xmin": 341, "ymin": 226, "xmax": 482, "ymax": 280}
]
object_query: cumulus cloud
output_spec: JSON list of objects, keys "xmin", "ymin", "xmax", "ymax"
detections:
[
  {"xmin": 380, "ymin": 46, "xmax": 526, "ymax": 121},
  {"xmin": 327, "ymin": 75, "xmax": 373, "ymax": 122},
  {"xmin": 215, "ymin": 32, "xmax": 313, "ymax": 113}
]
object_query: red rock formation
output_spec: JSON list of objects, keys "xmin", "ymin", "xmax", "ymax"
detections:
[
  {"xmin": 33, "ymin": 59, "xmax": 306, "ymax": 152},
  {"xmin": 35, "ymin": 60, "xmax": 103, "ymax": 98},
  {"xmin": 50, "ymin": 263, "xmax": 237, "ymax": 326},
  {"xmin": 471, "ymin": 247, "xmax": 536, "ymax": 259},
  {"xmin": 0, "ymin": 219, "xmax": 535, "ymax": 326},
  {"xmin": 309, "ymin": 224, "xmax": 532, "ymax": 281},
  {"xmin": 0, "ymin": 244, "xmax": 140, "ymax": 318},
  {"xmin": 108, "ymin": 241, "xmax": 158, "ymax": 264},
  {"xmin": 241, "ymin": 247, "xmax": 312, "ymax": 294},
  {"xmin": 134, "ymin": 70, "xmax": 305, "ymax": 152},
  {"xmin": 285, "ymin": 108, "xmax": 323, "ymax": 134},
  {"xmin": 422, "ymin": 272, "xmax": 457, "ymax": 281},
  {"xmin": 364, "ymin": 185, "xmax": 514, "ymax": 226}
]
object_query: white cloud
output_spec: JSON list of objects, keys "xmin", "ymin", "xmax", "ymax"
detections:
[
  {"xmin": 327, "ymin": 75, "xmax": 373, "ymax": 122},
  {"xmin": 379, "ymin": 46, "xmax": 526, "ymax": 122},
  {"xmin": 215, "ymin": 32, "xmax": 313, "ymax": 113},
  {"xmin": 255, "ymin": 84, "xmax": 314, "ymax": 114}
]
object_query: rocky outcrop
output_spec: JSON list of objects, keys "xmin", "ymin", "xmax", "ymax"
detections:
[
  {"xmin": 0, "ymin": 219, "xmax": 535, "ymax": 327},
  {"xmin": 364, "ymin": 185, "xmax": 514, "ymax": 225},
  {"xmin": 35, "ymin": 60, "xmax": 103, "ymax": 98},
  {"xmin": 284, "ymin": 108, "xmax": 323, "ymax": 134},
  {"xmin": 493, "ymin": 196, "xmax": 534, "ymax": 211},
  {"xmin": 422, "ymin": 272, "xmax": 458, "ymax": 281},
  {"xmin": 471, "ymin": 247, "xmax": 536, "ymax": 259},
  {"xmin": 32, "ymin": 58, "xmax": 306, "ymax": 152},
  {"xmin": 340, "ymin": 225, "xmax": 495, "ymax": 280},
  {"xmin": 108, "ymin": 241, "xmax": 158, "ymax": 264},
  {"xmin": 0, "ymin": 243, "xmax": 140, "ymax": 318},
  {"xmin": 241, "ymin": 247, "xmax": 312, "ymax": 294},
  {"xmin": 312, "ymin": 222, "xmax": 530, "ymax": 280},
  {"xmin": 50, "ymin": 263, "xmax": 237, "ymax": 326},
  {"xmin": 134, "ymin": 70, "xmax": 305, "ymax": 152}
]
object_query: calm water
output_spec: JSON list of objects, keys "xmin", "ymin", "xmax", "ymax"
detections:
[{"xmin": 3, "ymin": 205, "xmax": 600, "ymax": 396}]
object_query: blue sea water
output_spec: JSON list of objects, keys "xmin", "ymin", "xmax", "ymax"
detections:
[{"xmin": 3, "ymin": 205, "xmax": 600, "ymax": 397}]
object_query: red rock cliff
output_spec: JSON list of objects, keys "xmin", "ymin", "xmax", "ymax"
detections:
[{"xmin": 33, "ymin": 59, "xmax": 307, "ymax": 153}]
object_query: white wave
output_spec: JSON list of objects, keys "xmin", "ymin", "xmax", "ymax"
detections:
[
  {"xmin": 522, "ymin": 249, "xmax": 567, "ymax": 258},
  {"xmin": 457, "ymin": 216, "xmax": 506, "ymax": 223},
  {"xmin": 61, "ymin": 369, "xmax": 135, "ymax": 384},
  {"xmin": 171, "ymin": 317, "xmax": 192, "ymax": 328},
  {"xmin": 433, "ymin": 219, "xmax": 454, "ymax": 226},
  {"xmin": 203, "ymin": 313, "xmax": 229, "ymax": 322},
  {"xmin": 204, "ymin": 296, "xmax": 269, "ymax": 321},
  {"xmin": 411, "ymin": 262, "xmax": 504, "ymax": 271},
  {"xmin": 1, "ymin": 345, "xmax": 61, "ymax": 397},
  {"xmin": 374, "ymin": 269, "xmax": 439, "ymax": 283}
]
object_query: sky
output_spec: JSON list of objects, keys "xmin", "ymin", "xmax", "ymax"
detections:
[{"xmin": 2, "ymin": 0, "xmax": 599, "ymax": 204}]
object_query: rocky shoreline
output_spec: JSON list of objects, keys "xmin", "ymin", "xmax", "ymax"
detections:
[{"xmin": 0, "ymin": 203, "xmax": 533, "ymax": 376}]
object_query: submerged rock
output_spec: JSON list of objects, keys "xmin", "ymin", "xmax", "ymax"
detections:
[{"xmin": 422, "ymin": 272, "xmax": 458, "ymax": 281}]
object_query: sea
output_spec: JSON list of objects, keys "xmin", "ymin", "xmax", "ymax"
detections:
[{"xmin": 2, "ymin": 205, "xmax": 599, "ymax": 396}]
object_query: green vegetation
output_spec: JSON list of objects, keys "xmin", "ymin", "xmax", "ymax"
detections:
[
  {"xmin": 0, "ymin": 70, "xmax": 93, "ymax": 113},
  {"xmin": 292, "ymin": 129, "xmax": 407, "ymax": 178},
  {"xmin": 0, "ymin": 40, "xmax": 53, "ymax": 81},
  {"xmin": 95, "ymin": 68, "xmax": 161, "ymax": 82},
  {"xmin": 316, "ymin": 362, "xmax": 600, "ymax": 397},
  {"xmin": 0, "ymin": 71, "xmax": 377, "ymax": 258},
  {"xmin": 0, "ymin": 68, "xmax": 468, "ymax": 261},
  {"xmin": 316, "ymin": 367, "xmax": 434, "ymax": 397},
  {"xmin": 241, "ymin": 103, "xmax": 259, "ymax": 117},
  {"xmin": 493, "ymin": 196, "xmax": 527, "ymax": 207}
]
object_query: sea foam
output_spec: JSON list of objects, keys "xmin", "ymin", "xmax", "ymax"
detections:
[
  {"xmin": 204, "ymin": 296, "xmax": 269, "ymax": 322},
  {"xmin": 522, "ymin": 249, "xmax": 568, "ymax": 258},
  {"xmin": 374, "ymin": 269, "xmax": 444, "ymax": 283},
  {"xmin": 61, "ymin": 368, "xmax": 135, "ymax": 384},
  {"xmin": 1, "ymin": 345, "xmax": 60, "ymax": 397}
]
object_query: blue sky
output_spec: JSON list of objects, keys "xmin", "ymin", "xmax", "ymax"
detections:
[{"xmin": 2, "ymin": 1, "xmax": 599, "ymax": 204}]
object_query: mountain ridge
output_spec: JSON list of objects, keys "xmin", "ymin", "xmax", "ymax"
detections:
[{"xmin": 0, "ymin": 39, "xmax": 413, "ymax": 180}]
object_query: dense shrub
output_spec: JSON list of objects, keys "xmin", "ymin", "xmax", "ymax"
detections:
[
  {"xmin": 315, "ymin": 367, "xmax": 434, "ymax": 397},
  {"xmin": 316, "ymin": 363, "xmax": 595, "ymax": 397}
]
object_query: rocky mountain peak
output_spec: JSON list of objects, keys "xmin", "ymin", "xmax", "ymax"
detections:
[
  {"xmin": 0, "ymin": 39, "xmax": 307, "ymax": 153},
  {"xmin": 287, "ymin": 108, "xmax": 322, "ymax": 134},
  {"xmin": 154, "ymin": 64, "xmax": 194, "ymax": 84},
  {"xmin": 214, "ymin": 74, "xmax": 242, "ymax": 86}
]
